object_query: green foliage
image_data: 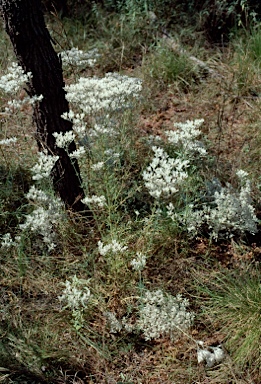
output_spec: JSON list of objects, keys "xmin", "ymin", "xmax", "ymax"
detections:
[
  {"xmin": 0, "ymin": 166, "xmax": 30, "ymax": 234},
  {"xmin": 197, "ymin": 269, "xmax": 261, "ymax": 371},
  {"xmin": 144, "ymin": 44, "xmax": 200, "ymax": 88}
]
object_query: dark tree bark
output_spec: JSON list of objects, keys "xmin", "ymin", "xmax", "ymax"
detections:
[{"xmin": 0, "ymin": 0, "xmax": 91, "ymax": 214}]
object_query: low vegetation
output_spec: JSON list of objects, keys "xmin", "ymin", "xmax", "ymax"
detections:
[{"xmin": 1, "ymin": 1, "xmax": 261, "ymax": 383}]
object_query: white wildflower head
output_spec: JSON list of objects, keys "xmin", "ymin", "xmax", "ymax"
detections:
[
  {"xmin": 91, "ymin": 162, "xmax": 105, "ymax": 171},
  {"xmin": 171, "ymin": 170, "xmax": 258, "ymax": 240},
  {"xmin": 65, "ymin": 73, "xmax": 142, "ymax": 115},
  {"xmin": 1, "ymin": 233, "xmax": 17, "ymax": 249},
  {"xmin": 0, "ymin": 62, "xmax": 32, "ymax": 94},
  {"xmin": 142, "ymin": 146, "xmax": 189, "ymax": 199},
  {"xmin": 69, "ymin": 146, "xmax": 85, "ymax": 159},
  {"xmin": 82, "ymin": 195, "xmax": 106, "ymax": 208},
  {"xmin": 104, "ymin": 311, "xmax": 123, "ymax": 333},
  {"xmin": 137, "ymin": 289, "xmax": 194, "ymax": 341},
  {"xmin": 0, "ymin": 137, "xmax": 17, "ymax": 145},
  {"xmin": 53, "ymin": 131, "xmax": 75, "ymax": 149},
  {"xmin": 98, "ymin": 239, "xmax": 128, "ymax": 256},
  {"xmin": 166, "ymin": 119, "xmax": 206, "ymax": 157},
  {"xmin": 58, "ymin": 275, "xmax": 91, "ymax": 310},
  {"xmin": 20, "ymin": 187, "xmax": 64, "ymax": 251},
  {"xmin": 89, "ymin": 122, "xmax": 117, "ymax": 138},
  {"xmin": 130, "ymin": 252, "xmax": 146, "ymax": 271},
  {"xmin": 61, "ymin": 111, "xmax": 87, "ymax": 138},
  {"xmin": 60, "ymin": 47, "xmax": 100, "ymax": 68},
  {"xmin": 31, "ymin": 151, "xmax": 59, "ymax": 181}
]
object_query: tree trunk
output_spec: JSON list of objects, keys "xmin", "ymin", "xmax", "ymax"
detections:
[{"xmin": 0, "ymin": 0, "xmax": 91, "ymax": 214}]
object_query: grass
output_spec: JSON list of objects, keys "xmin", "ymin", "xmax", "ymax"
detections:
[
  {"xmin": 196, "ymin": 268, "xmax": 261, "ymax": 372},
  {"xmin": 1, "ymin": 7, "xmax": 261, "ymax": 384}
]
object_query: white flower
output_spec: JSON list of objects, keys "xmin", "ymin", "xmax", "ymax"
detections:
[
  {"xmin": 61, "ymin": 111, "xmax": 87, "ymax": 139},
  {"xmin": 58, "ymin": 275, "xmax": 91, "ymax": 310},
  {"xmin": 31, "ymin": 151, "xmax": 59, "ymax": 180},
  {"xmin": 130, "ymin": 252, "xmax": 146, "ymax": 271},
  {"xmin": 104, "ymin": 312, "xmax": 123, "ymax": 333},
  {"xmin": 170, "ymin": 171, "xmax": 258, "ymax": 240},
  {"xmin": 91, "ymin": 162, "xmax": 104, "ymax": 171},
  {"xmin": 143, "ymin": 146, "xmax": 189, "ymax": 199},
  {"xmin": 20, "ymin": 188, "xmax": 63, "ymax": 251},
  {"xmin": 0, "ymin": 137, "xmax": 17, "ymax": 145},
  {"xmin": 1, "ymin": 233, "xmax": 16, "ymax": 248},
  {"xmin": 82, "ymin": 195, "xmax": 106, "ymax": 208},
  {"xmin": 69, "ymin": 146, "xmax": 85, "ymax": 159},
  {"xmin": 60, "ymin": 47, "xmax": 100, "ymax": 68},
  {"xmin": 166, "ymin": 119, "xmax": 206, "ymax": 157},
  {"xmin": 0, "ymin": 62, "xmax": 32, "ymax": 94},
  {"xmin": 53, "ymin": 131, "xmax": 75, "ymax": 149},
  {"xmin": 98, "ymin": 239, "xmax": 128, "ymax": 256},
  {"xmin": 137, "ymin": 289, "xmax": 194, "ymax": 341},
  {"xmin": 65, "ymin": 73, "xmax": 142, "ymax": 115}
]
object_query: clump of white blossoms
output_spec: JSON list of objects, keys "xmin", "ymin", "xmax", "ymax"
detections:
[
  {"xmin": 31, "ymin": 151, "xmax": 59, "ymax": 181},
  {"xmin": 1, "ymin": 233, "xmax": 20, "ymax": 249},
  {"xmin": 168, "ymin": 170, "xmax": 258, "ymax": 240},
  {"xmin": 6, "ymin": 94, "xmax": 43, "ymax": 112},
  {"xmin": 0, "ymin": 62, "xmax": 32, "ymax": 94},
  {"xmin": 61, "ymin": 111, "xmax": 87, "ymax": 139},
  {"xmin": 58, "ymin": 275, "xmax": 91, "ymax": 310},
  {"xmin": 142, "ymin": 146, "xmax": 189, "ymax": 199},
  {"xmin": 65, "ymin": 73, "xmax": 142, "ymax": 115},
  {"xmin": 89, "ymin": 121, "xmax": 118, "ymax": 138},
  {"xmin": 104, "ymin": 311, "xmax": 135, "ymax": 334},
  {"xmin": 53, "ymin": 130, "xmax": 75, "ymax": 148},
  {"xmin": 0, "ymin": 137, "xmax": 17, "ymax": 145},
  {"xmin": 130, "ymin": 252, "xmax": 146, "ymax": 271},
  {"xmin": 60, "ymin": 47, "xmax": 100, "ymax": 68},
  {"xmin": 137, "ymin": 289, "xmax": 194, "ymax": 341},
  {"xmin": 98, "ymin": 239, "xmax": 128, "ymax": 256},
  {"xmin": 91, "ymin": 161, "xmax": 105, "ymax": 171},
  {"xmin": 165, "ymin": 119, "xmax": 207, "ymax": 157},
  {"xmin": 19, "ymin": 186, "xmax": 64, "ymax": 251},
  {"xmin": 82, "ymin": 194, "xmax": 106, "ymax": 208},
  {"xmin": 104, "ymin": 311, "xmax": 123, "ymax": 333}
]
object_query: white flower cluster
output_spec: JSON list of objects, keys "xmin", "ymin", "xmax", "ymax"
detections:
[
  {"xmin": 58, "ymin": 275, "xmax": 91, "ymax": 310},
  {"xmin": 91, "ymin": 162, "xmax": 104, "ymax": 171},
  {"xmin": 20, "ymin": 186, "xmax": 63, "ymax": 250},
  {"xmin": 89, "ymin": 121, "xmax": 118, "ymax": 138},
  {"xmin": 130, "ymin": 252, "xmax": 146, "ymax": 271},
  {"xmin": 0, "ymin": 62, "xmax": 32, "ymax": 94},
  {"xmin": 69, "ymin": 146, "xmax": 85, "ymax": 159},
  {"xmin": 82, "ymin": 194, "xmax": 106, "ymax": 208},
  {"xmin": 65, "ymin": 73, "xmax": 142, "ymax": 115},
  {"xmin": 168, "ymin": 170, "xmax": 258, "ymax": 240},
  {"xmin": 104, "ymin": 311, "xmax": 123, "ymax": 333},
  {"xmin": 60, "ymin": 47, "xmax": 100, "ymax": 68},
  {"xmin": 197, "ymin": 342, "xmax": 226, "ymax": 367},
  {"xmin": 137, "ymin": 289, "xmax": 194, "ymax": 341},
  {"xmin": 104, "ymin": 311, "xmax": 134, "ymax": 334},
  {"xmin": 208, "ymin": 171, "xmax": 258, "ymax": 239},
  {"xmin": 142, "ymin": 146, "xmax": 189, "ymax": 199},
  {"xmin": 61, "ymin": 111, "xmax": 87, "ymax": 139},
  {"xmin": 165, "ymin": 119, "xmax": 207, "ymax": 157},
  {"xmin": 53, "ymin": 130, "xmax": 75, "ymax": 149},
  {"xmin": 0, "ymin": 137, "xmax": 17, "ymax": 145},
  {"xmin": 31, "ymin": 151, "xmax": 59, "ymax": 181},
  {"xmin": 1, "ymin": 232, "xmax": 20, "ymax": 249},
  {"xmin": 98, "ymin": 239, "xmax": 128, "ymax": 256},
  {"xmin": 5, "ymin": 94, "xmax": 43, "ymax": 112}
]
